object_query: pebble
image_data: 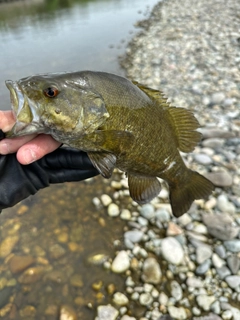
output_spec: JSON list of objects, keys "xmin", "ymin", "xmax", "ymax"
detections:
[
  {"xmin": 59, "ymin": 305, "xmax": 77, "ymax": 320},
  {"xmin": 195, "ymin": 259, "xmax": 211, "ymax": 275},
  {"xmin": 8, "ymin": 255, "xmax": 35, "ymax": 274},
  {"xmin": 124, "ymin": 230, "xmax": 143, "ymax": 243},
  {"xmin": 166, "ymin": 222, "xmax": 183, "ymax": 236},
  {"xmin": 227, "ymin": 255, "xmax": 240, "ymax": 274},
  {"xmin": 108, "ymin": 203, "xmax": 120, "ymax": 217},
  {"xmin": 0, "ymin": 286, "xmax": 12, "ymax": 309},
  {"xmin": 141, "ymin": 257, "xmax": 162, "ymax": 284},
  {"xmin": 161, "ymin": 237, "xmax": 184, "ymax": 265},
  {"xmin": 202, "ymin": 214, "xmax": 239, "ymax": 241},
  {"xmin": 112, "ymin": 292, "xmax": 129, "ymax": 306},
  {"xmin": 222, "ymin": 310, "xmax": 233, "ymax": 320},
  {"xmin": 48, "ymin": 243, "xmax": 66, "ymax": 260},
  {"xmin": 139, "ymin": 204, "xmax": 155, "ymax": 220},
  {"xmin": 120, "ymin": 316, "xmax": 136, "ymax": 320},
  {"xmin": 186, "ymin": 277, "xmax": 204, "ymax": 288},
  {"xmin": 217, "ymin": 194, "xmax": 236, "ymax": 214},
  {"xmin": 0, "ymin": 235, "xmax": 19, "ymax": 259},
  {"xmin": 215, "ymin": 245, "xmax": 226, "ymax": 259},
  {"xmin": 159, "ymin": 292, "xmax": 169, "ymax": 305},
  {"xmin": 224, "ymin": 240, "xmax": 240, "ymax": 252},
  {"xmin": 168, "ymin": 306, "xmax": 187, "ymax": 320},
  {"xmin": 139, "ymin": 292, "xmax": 153, "ymax": 306},
  {"xmin": 202, "ymin": 138, "xmax": 225, "ymax": 149},
  {"xmin": 196, "ymin": 295, "xmax": 216, "ymax": 311},
  {"xmin": 170, "ymin": 280, "xmax": 183, "ymax": 301},
  {"xmin": 225, "ymin": 275, "xmax": 240, "ymax": 289},
  {"xmin": 194, "ymin": 153, "xmax": 212, "ymax": 165},
  {"xmin": 210, "ymin": 300, "xmax": 221, "ymax": 315},
  {"xmin": 96, "ymin": 305, "xmax": 119, "ymax": 320},
  {"xmin": 111, "ymin": 251, "xmax": 130, "ymax": 273},
  {"xmin": 216, "ymin": 266, "xmax": 231, "ymax": 280},
  {"xmin": 212, "ymin": 253, "xmax": 225, "ymax": 269},
  {"xmin": 205, "ymin": 171, "xmax": 233, "ymax": 187},
  {"xmin": 120, "ymin": 209, "xmax": 131, "ymax": 220},
  {"xmin": 101, "ymin": 194, "xmax": 112, "ymax": 206},
  {"xmin": 17, "ymin": 267, "xmax": 44, "ymax": 284},
  {"xmin": 196, "ymin": 245, "xmax": 213, "ymax": 264}
]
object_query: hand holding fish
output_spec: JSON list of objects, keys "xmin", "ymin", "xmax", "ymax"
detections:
[{"xmin": 0, "ymin": 110, "xmax": 61, "ymax": 164}]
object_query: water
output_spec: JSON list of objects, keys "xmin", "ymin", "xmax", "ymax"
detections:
[
  {"xmin": 0, "ymin": 0, "xmax": 157, "ymax": 109},
  {"xmin": 0, "ymin": 0, "xmax": 159, "ymax": 318}
]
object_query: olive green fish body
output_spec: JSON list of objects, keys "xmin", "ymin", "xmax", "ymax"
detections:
[{"xmin": 5, "ymin": 71, "xmax": 214, "ymax": 216}]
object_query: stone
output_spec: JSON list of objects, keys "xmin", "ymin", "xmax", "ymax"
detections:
[
  {"xmin": 159, "ymin": 292, "xmax": 169, "ymax": 305},
  {"xmin": 170, "ymin": 280, "xmax": 183, "ymax": 301},
  {"xmin": 120, "ymin": 209, "xmax": 131, "ymax": 220},
  {"xmin": 215, "ymin": 245, "xmax": 226, "ymax": 259},
  {"xmin": 194, "ymin": 153, "xmax": 212, "ymax": 165},
  {"xmin": 196, "ymin": 245, "xmax": 212, "ymax": 264},
  {"xmin": 205, "ymin": 171, "xmax": 233, "ymax": 187},
  {"xmin": 195, "ymin": 259, "xmax": 211, "ymax": 275},
  {"xmin": 9, "ymin": 255, "xmax": 35, "ymax": 274},
  {"xmin": 18, "ymin": 267, "xmax": 44, "ymax": 284},
  {"xmin": 166, "ymin": 222, "xmax": 183, "ymax": 236},
  {"xmin": 227, "ymin": 255, "xmax": 240, "ymax": 274},
  {"xmin": 224, "ymin": 240, "xmax": 240, "ymax": 252},
  {"xmin": 108, "ymin": 203, "xmax": 120, "ymax": 217},
  {"xmin": 60, "ymin": 305, "xmax": 77, "ymax": 320},
  {"xmin": 96, "ymin": 305, "xmax": 119, "ymax": 320},
  {"xmin": 168, "ymin": 306, "xmax": 187, "ymax": 320},
  {"xmin": 48, "ymin": 243, "xmax": 66, "ymax": 260},
  {"xmin": 196, "ymin": 294, "xmax": 216, "ymax": 311},
  {"xmin": 112, "ymin": 292, "xmax": 129, "ymax": 306},
  {"xmin": 111, "ymin": 251, "xmax": 130, "ymax": 273},
  {"xmin": 202, "ymin": 214, "xmax": 239, "ymax": 241},
  {"xmin": 101, "ymin": 194, "xmax": 112, "ymax": 206},
  {"xmin": 161, "ymin": 237, "xmax": 184, "ymax": 265},
  {"xmin": 212, "ymin": 253, "xmax": 225, "ymax": 269},
  {"xmin": 202, "ymin": 138, "xmax": 225, "ymax": 149},
  {"xmin": 0, "ymin": 286, "xmax": 12, "ymax": 309},
  {"xmin": 217, "ymin": 194, "xmax": 236, "ymax": 214},
  {"xmin": 124, "ymin": 230, "xmax": 143, "ymax": 243},
  {"xmin": 139, "ymin": 292, "xmax": 153, "ymax": 306},
  {"xmin": 0, "ymin": 235, "xmax": 19, "ymax": 259},
  {"xmin": 200, "ymin": 128, "xmax": 235, "ymax": 139},
  {"xmin": 216, "ymin": 266, "xmax": 231, "ymax": 279},
  {"xmin": 70, "ymin": 274, "xmax": 83, "ymax": 288},
  {"xmin": 121, "ymin": 316, "xmax": 136, "ymax": 320},
  {"xmin": 186, "ymin": 277, "xmax": 204, "ymax": 288},
  {"xmin": 193, "ymin": 314, "xmax": 222, "ymax": 320},
  {"xmin": 210, "ymin": 92, "xmax": 225, "ymax": 105},
  {"xmin": 141, "ymin": 257, "xmax": 162, "ymax": 284},
  {"xmin": 139, "ymin": 204, "xmax": 155, "ymax": 220},
  {"xmin": 210, "ymin": 300, "xmax": 221, "ymax": 315},
  {"xmin": 225, "ymin": 275, "xmax": 240, "ymax": 289}
]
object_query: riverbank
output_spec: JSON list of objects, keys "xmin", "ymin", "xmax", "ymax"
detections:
[{"xmin": 94, "ymin": 0, "xmax": 240, "ymax": 319}]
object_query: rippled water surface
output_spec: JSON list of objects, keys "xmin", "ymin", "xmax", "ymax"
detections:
[{"xmin": 0, "ymin": 0, "xmax": 158, "ymax": 318}]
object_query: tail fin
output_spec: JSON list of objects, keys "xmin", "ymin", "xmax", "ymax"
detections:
[{"xmin": 169, "ymin": 170, "xmax": 214, "ymax": 217}]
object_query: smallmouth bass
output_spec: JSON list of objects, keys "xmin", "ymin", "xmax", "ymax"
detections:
[{"xmin": 5, "ymin": 71, "xmax": 214, "ymax": 217}]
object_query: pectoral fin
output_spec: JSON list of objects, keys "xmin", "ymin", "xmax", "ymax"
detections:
[
  {"xmin": 87, "ymin": 152, "xmax": 116, "ymax": 178},
  {"xmin": 128, "ymin": 174, "xmax": 161, "ymax": 205}
]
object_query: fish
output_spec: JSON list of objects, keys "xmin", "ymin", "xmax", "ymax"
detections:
[{"xmin": 5, "ymin": 70, "xmax": 214, "ymax": 217}]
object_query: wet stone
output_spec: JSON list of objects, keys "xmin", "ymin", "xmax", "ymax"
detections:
[
  {"xmin": 224, "ymin": 240, "xmax": 240, "ymax": 252},
  {"xmin": 202, "ymin": 138, "xmax": 225, "ymax": 149},
  {"xmin": 139, "ymin": 204, "xmax": 155, "ymax": 220},
  {"xmin": 96, "ymin": 305, "xmax": 119, "ymax": 320},
  {"xmin": 155, "ymin": 208, "xmax": 170, "ymax": 222},
  {"xmin": 170, "ymin": 280, "xmax": 183, "ymax": 301},
  {"xmin": 194, "ymin": 153, "xmax": 212, "ymax": 165},
  {"xmin": 141, "ymin": 257, "xmax": 162, "ymax": 284},
  {"xmin": 168, "ymin": 306, "xmax": 187, "ymax": 320},
  {"xmin": 139, "ymin": 292, "xmax": 153, "ymax": 306},
  {"xmin": 216, "ymin": 266, "xmax": 231, "ymax": 280},
  {"xmin": 215, "ymin": 245, "xmax": 226, "ymax": 259},
  {"xmin": 108, "ymin": 203, "xmax": 120, "ymax": 217},
  {"xmin": 112, "ymin": 292, "xmax": 129, "ymax": 306},
  {"xmin": 124, "ymin": 230, "xmax": 143, "ymax": 243},
  {"xmin": 48, "ymin": 243, "xmax": 66, "ymax": 260},
  {"xmin": 186, "ymin": 277, "xmax": 204, "ymax": 288},
  {"xmin": 225, "ymin": 275, "xmax": 240, "ymax": 289},
  {"xmin": 0, "ymin": 286, "xmax": 12, "ymax": 309},
  {"xmin": 70, "ymin": 274, "xmax": 83, "ymax": 288},
  {"xmin": 0, "ymin": 235, "xmax": 19, "ymax": 259},
  {"xmin": 217, "ymin": 194, "xmax": 236, "ymax": 214},
  {"xmin": 161, "ymin": 237, "xmax": 184, "ymax": 265},
  {"xmin": 18, "ymin": 267, "xmax": 44, "ymax": 284},
  {"xmin": 9, "ymin": 255, "xmax": 35, "ymax": 274},
  {"xmin": 60, "ymin": 304, "xmax": 77, "ymax": 320},
  {"xmin": 196, "ymin": 245, "xmax": 213, "ymax": 264},
  {"xmin": 196, "ymin": 294, "xmax": 216, "ymax": 311},
  {"xmin": 195, "ymin": 259, "xmax": 211, "ymax": 275}
]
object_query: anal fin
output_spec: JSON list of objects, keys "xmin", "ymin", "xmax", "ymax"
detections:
[
  {"xmin": 128, "ymin": 174, "xmax": 161, "ymax": 205},
  {"xmin": 88, "ymin": 152, "xmax": 116, "ymax": 178}
]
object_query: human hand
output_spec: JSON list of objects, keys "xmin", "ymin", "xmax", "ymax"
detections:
[{"xmin": 0, "ymin": 110, "xmax": 61, "ymax": 164}]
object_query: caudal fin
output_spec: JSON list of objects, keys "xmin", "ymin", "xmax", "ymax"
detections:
[{"xmin": 169, "ymin": 170, "xmax": 214, "ymax": 217}]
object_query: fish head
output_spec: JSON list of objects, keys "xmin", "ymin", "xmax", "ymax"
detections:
[{"xmin": 5, "ymin": 73, "xmax": 109, "ymax": 142}]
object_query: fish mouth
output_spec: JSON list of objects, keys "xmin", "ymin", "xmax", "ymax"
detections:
[{"xmin": 5, "ymin": 80, "xmax": 43, "ymax": 136}]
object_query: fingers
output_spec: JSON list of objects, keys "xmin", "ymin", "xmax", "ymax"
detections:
[
  {"xmin": 16, "ymin": 134, "xmax": 61, "ymax": 164},
  {"xmin": 0, "ymin": 134, "xmax": 37, "ymax": 155},
  {"xmin": 0, "ymin": 110, "xmax": 15, "ymax": 131}
]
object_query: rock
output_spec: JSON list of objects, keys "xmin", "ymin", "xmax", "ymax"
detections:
[
  {"xmin": 227, "ymin": 255, "xmax": 240, "ymax": 274},
  {"xmin": 69, "ymin": 274, "xmax": 83, "ymax": 288},
  {"xmin": 8, "ymin": 255, "xmax": 35, "ymax": 274},
  {"xmin": 159, "ymin": 292, "xmax": 169, "ymax": 305},
  {"xmin": 210, "ymin": 300, "xmax": 221, "ymax": 314},
  {"xmin": 112, "ymin": 292, "xmax": 129, "ymax": 306},
  {"xmin": 168, "ymin": 306, "xmax": 187, "ymax": 320},
  {"xmin": 225, "ymin": 275, "xmax": 240, "ymax": 289},
  {"xmin": 170, "ymin": 280, "xmax": 183, "ymax": 301},
  {"xmin": 217, "ymin": 194, "xmax": 236, "ymax": 214},
  {"xmin": 161, "ymin": 237, "xmax": 184, "ymax": 265},
  {"xmin": 193, "ymin": 314, "xmax": 222, "ymax": 320},
  {"xmin": 0, "ymin": 235, "xmax": 19, "ymax": 259},
  {"xmin": 141, "ymin": 257, "xmax": 162, "ymax": 284},
  {"xmin": 60, "ymin": 305, "xmax": 77, "ymax": 320},
  {"xmin": 139, "ymin": 204, "xmax": 155, "ymax": 220},
  {"xmin": 108, "ymin": 203, "xmax": 120, "ymax": 217},
  {"xmin": 139, "ymin": 292, "xmax": 153, "ymax": 306},
  {"xmin": 111, "ymin": 251, "xmax": 130, "ymax": 273},
  {"xmin": 216, "ymin": 266, "xmax": 231, "ymax": 279},
  {"xmin": 196, "ymin": 294, "xmax": 216, "ymax": 311},
  {"xmin": 124, "ymin": 230, "xmax": 143, "ymax": 243},
  {"xmin": 194, "ymin": 153, "xmax": 212, "ymax": 165},
  {"xmin": 210, "ymin": 92, "xmax": 225, "ymax": 105},
  {"xmin": 212, "ymin": 253, "xmax": 225, "ymax": 269},
  {"xmin": 0, "ymin": 286, "xmax": 12, "ymax": 309},
  {"xmin": 166, "ymin": 222, "xmax": 183, "ymax": 236},
  {"xmin": 96, "ymin": 305, "xmax": 118, "ymax": 320},
  {"xmin": 202, "ymin": 138, "xmax": 225, "ymax": 149},
  {"xmin": 200, "ymin": 128, "xmax": 235, "ymax": 139},
  {"xmin": 121, "ymin": 316, "xmax": 136, "ymax": 320},
  {"xmin": 120, "ymin": 209, "xmax": 131, "ymax": 220},
  {"xmin": 195, "ymin": 259, "xmax": 211, "ymax": 275},
  {"xmin": 101, "ymin": 194, "xmax": 112, "ymax": 206},
  {"xmin": 222, "ymin": 310, "xmax": 233, "ymax": 320},
  {"xmin": 215, "ymin": 245, "xmax": 226, "ymax": 259},
  {"xmin": 205, "ymin": 171, "xmax": 233, "ymax": 187},
  {"xmin": 196, "ymin": 245, "xmax": 212, "ymax": 264},
  {"xmin": 48, "ymin": 243, "xmax": 66, "ymax": 260},
  {"xmin": 186, "ymin": 277, "xmax": 204, "ymax": 288},
  {"xmin": 18, "ymin": 267, "xmax": 44, "ymax": 284},
  {"xmin": 202, "ymin": 214, "xmax": 239, "ymax": 241},
  {"xmin": 224, "ymin": 240, "xmax": 240, "ymax": 252}
]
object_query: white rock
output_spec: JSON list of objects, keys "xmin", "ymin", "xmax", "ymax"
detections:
[
  {"xmin": 141, "ymin": 257, "xmax": 162, "ymax": 284},
  {"xmin": 168, "ymin": 306, "xmax": 187, "ymax": 320},
  {"xmin": 196, "ymin": 294, "xmax": 216, "ymax": 311},
  {"xmin": 108, "ymin": 203, "xmax": 120, "ymax": 217},
  {"xmin": 112, "ymin": 292, "xmax": 129, "ymax": 306},
  {"xmin": 120, "ymin": 209, "xmax": 131, "ymax": 220},
  {"xmin": 161, "ymin": 237, "xmax": 184, "ymax": 265},
  {"xmin": 101, "ymin": 194, "xmax": 112, "ymax": 206},
  {"xmin": 120, "ymin": 316, "xmax": 136, "ymax": 320},
  {"xmin": 96, "ymin": 305, "xmax": 119, "ymax": 320},
  {"xmin": 111, "ymin": 251, "xmax": 130, "ymax": 273}
]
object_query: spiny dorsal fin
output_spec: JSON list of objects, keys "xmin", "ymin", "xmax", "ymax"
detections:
[{"xmin": 133, "ymin": 80, "xmax": 201, "ymax": 153}]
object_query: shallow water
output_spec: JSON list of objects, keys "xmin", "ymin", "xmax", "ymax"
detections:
[{"xmin": 0, "ymin": 0, "xmax": 158, "ymax": 318}]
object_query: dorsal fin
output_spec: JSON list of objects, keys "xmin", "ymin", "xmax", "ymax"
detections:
[{"xmin": 133, "ymin": 81, "xmax": 202, "ymax": 153}]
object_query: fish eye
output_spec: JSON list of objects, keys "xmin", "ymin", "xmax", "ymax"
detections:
[{"xmin": 43, "ymin": 87, "xmax": 59, "ymax": 98}]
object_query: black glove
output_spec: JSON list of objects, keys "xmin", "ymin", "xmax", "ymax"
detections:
[{"xmin": 0, "ymin": 147, "xmax": 99, "ymax": 211}]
